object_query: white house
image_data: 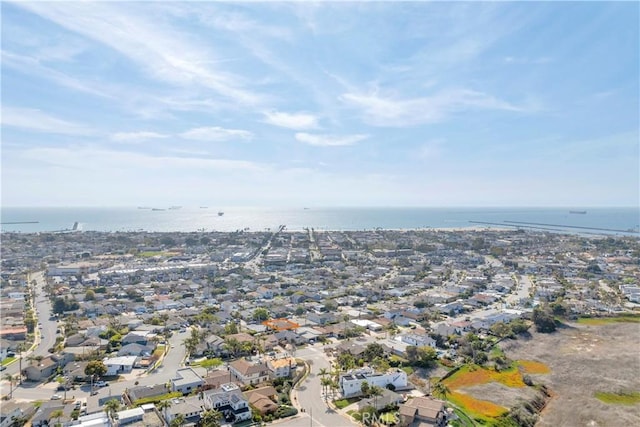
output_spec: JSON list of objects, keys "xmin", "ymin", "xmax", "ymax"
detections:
[
  {"xmin": 171, "ymin": 368, "xmax": 205, "ymax": 395},
  {"xmin": 340, "ymin": 368, "xmax": 408, "ymax": 398},
  {"xmin": 114, "ymin": 408, "xmax": 144, "ymax": 426},
  {"xmin": 103, "ymin": 356, "xmax": 138, "ymax": 376},
  {"xmin": 204, "ymin": 383, "xmax": 252, "ymax": 424},
  {"xmin": 397, "ymin": 333, "xmax": 436, "ymax": 348},
  {"xmin": 266, "ymin": 357, "xmax": 297, "ymax": 378}
]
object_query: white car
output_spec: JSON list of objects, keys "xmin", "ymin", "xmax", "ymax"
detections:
[
  {"xmin": 95, "ymin": 381, "xmax": 108, "ymax": 387},
  {"xmin": 51, "ymin": 394, "xmax": 62, "ymax": 400}
]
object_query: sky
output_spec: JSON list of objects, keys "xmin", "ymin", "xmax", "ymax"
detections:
[{"xmin": 1, "ymin": 1, "xmax": 639, "ymax": 208}]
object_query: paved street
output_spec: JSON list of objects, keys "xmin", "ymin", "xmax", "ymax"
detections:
[
  {"xmin": 1, "ymin": 271, "xmax": 191, "ymax": 408},
  {"xmin": 292, "ymin": 345, "xmax": 356, "ymax": 427}
]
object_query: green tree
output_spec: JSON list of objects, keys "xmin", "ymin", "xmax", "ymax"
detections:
[
  {"xmin": 362, "ymin": 342, "xmax": 385, "ymax": 363},
  {"xmin": 156, "ymin": 400, "xmax": 172, "ymax": 423},
  {"xmin": 50, "ymin": 409, "xmax": 64, "ymax": 427},
  {"xmin": 360, "ymin": 380, "xmax": 371, "ymax": 397},
  {"xmin": 170, "ymin": 413, "xmax": 186, "ymax": 427},
  {"xmin": 104, "ymin": 399, "xmax": 120, "ymax": 419},
  {"xmin": 433, "ymin": 382, "xmax": 450, "ymax": 400},
  {"xmin": 52, "ymin": 297, "xmax": 67, "ymax": 314},
  {"xmin": 532, "ymin": 306, "xmax": 556, "ymax": 333},
  {"xmin": 85, "ymin": 289, "xmax": 96, "ymax": 301},
  {"xmin": 252, "ymin": 308, "xmax": 270, "ymax": 322},
  {"xmin": 200, "ymin": 409, "xmax": 223, "ymax": 427},
  {"xmin": 200, "ymin": 358, "xmax": 223, "ymax": 374},
  {"xmin": 85, "ymin": 360, "xmax": 107, "ymax": 378}
]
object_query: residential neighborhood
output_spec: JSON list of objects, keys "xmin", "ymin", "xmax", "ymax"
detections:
[{"xmin": 1, "ymin": 228, "xmax": 639, "ymax": 427}]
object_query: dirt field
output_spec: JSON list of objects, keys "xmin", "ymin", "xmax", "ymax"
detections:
[{"xmin": 500, "ymin": 322, "xmax": 640, "ymax": 426}]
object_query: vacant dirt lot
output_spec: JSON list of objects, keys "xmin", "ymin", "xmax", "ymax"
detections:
[{"xmin": 500, "ymin": 321, "xmax": 640, "ymax": 426}]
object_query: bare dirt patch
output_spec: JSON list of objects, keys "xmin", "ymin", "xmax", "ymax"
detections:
[
  {"xmin": 500, "ymin": 322, "xmax": 640, "ymax": 426},
  {"xmin": 463, "ymin": 381, "xmax": 539, "ymax": 409}
]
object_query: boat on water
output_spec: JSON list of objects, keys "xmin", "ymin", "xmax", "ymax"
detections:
[
  {"xmin": 569, "ymin": 210, "xmax": 587, "ymax": 214},
  {"xmin": 218, "ymin": 211, "xmax": 224, "ymax": 216},
  {"xmin": 152, "ymin": 208, "xmax": 166, "ymax": 211},
  {"xmin": 200, "ymin": 206, "xmax": 208, "ymax": 209},
  {"xmin": 168, "ymin": 206, "xmax": 182, "ymax": 210},
  {"xmin": 137, "ymin": 206, "xmax": 152, "ymax": 210}
]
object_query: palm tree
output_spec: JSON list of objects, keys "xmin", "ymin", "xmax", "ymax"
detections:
[
  {"xmin": 200, "ymin": 409, "xmax": 223, "ymax": 427},
  {"xmin": 104, "ymin": 399, "xmax": 121, "ymax": 420},
  {"xmin": 433, "ymin": 382, "xmax": 451, "ymax": 400},
  {"xmin": 370, "ymin": 385, "xmax": 383, "ymax": 410},
  {"xmin": 320, "ymin": 377, "xmax": 332, "ymax": 399},
  {"xmin": 170, "ymin": 413, "xmax": 186, "ymax": 427},
  {"xmin": 156, "ymin": 399, "xmax": 172, "ymax": 423},
  {"xmin": 50, "ymin": 409, "xmax": 64, "ymax": 427},
  {"xmin": 3, "ymin": 374, "xmax": 16, "ymax": 398}
]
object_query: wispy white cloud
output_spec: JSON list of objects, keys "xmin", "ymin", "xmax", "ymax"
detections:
[
  {"xmin": 180, "ymin": 126, "xmax": 253, "ymax": 142},
  {"xmin": 1, "ymin": 107, "xmax": 95, "ymax": 135},
  {"xmin": 15, "ymin": 2, "xmax": 265, "ymax": 106},
  {"xmin": 112, "ymin": 131, "xmax": 169, "ymax": 143},
  {"xmin": 295, "ymin": 132, "xmax": 368, "ymax": 147},
  {"xmin": 263, "ymin": 111, "xmax": 320, "ymax": 130},
  {"xmin": 341, "ymin": 88, "xmax": 523, "ymax": 127}
]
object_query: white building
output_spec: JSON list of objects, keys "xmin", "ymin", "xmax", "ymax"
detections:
[
  {"xmin": 340, "ymin": 368, "xmax": 408, "ymax": 398},
  {"xmin": 397, "ymin": 333, "xmax": 436, "ymax": 348},
  {"xmin": 350, "ymin": 319, "xmax": 383, "ymax": 331},
  {"xmin": 103, "ymin": 356, "xmax": 138, "ymax": 376},
  {"xmin": 171, "ymin": 367, "xmax": 205, "ymax": 395},
  {"xmin": 266, "ymin": 357, "xmax": 297, "ymax": 378},
  {"xmin": 204, "ymin": 383, "xmax": 252, "ymax": 424}
]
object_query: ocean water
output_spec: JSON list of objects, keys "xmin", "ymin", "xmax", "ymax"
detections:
[{"xmin": 1, "ymin": 207, "xmax": 639, "ymax": 235}]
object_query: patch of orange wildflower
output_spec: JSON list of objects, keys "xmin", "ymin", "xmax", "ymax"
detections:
[
  {"xmin": 448, "ymin": 391, "xmax": 507, "ymax": 418},
  {"xmin": 443, "ymin": 365, "xmax": 526, "ymax": 390},
  {"xmin": 518, "ymin": 360, "xmax": 551, "ymax": 374}
]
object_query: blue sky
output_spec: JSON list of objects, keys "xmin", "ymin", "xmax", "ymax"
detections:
[{"xmin": 1, "ymin": 1, "xmax": 638, "ymax": 207}]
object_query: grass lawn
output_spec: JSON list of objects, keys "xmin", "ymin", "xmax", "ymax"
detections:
[
  {"xmin": 379, "ymin": 412, "xmax": 399, "ymax": 424},
  {"xmin": 595, "ymin": 391, "xmax": 640, "ymax": 405},
  {"xmin": 334, "ymin": 399, "xmax": 351, "ymax": 409},
  {"xmin": 576, "ymin": 314, "xmax": 640, "ymax": 325},
  {"xmin": 401, "ymin": 366, "xmax": 414, "ymax": 375},
  {"xmin": 1, "ymin": 356, "xmax": 16, "ymax": 366}
]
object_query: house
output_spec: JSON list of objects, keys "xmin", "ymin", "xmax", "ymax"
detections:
[
  {"xmin": 121, "ymin": 331, "xmax": 154, "ymax": 345},
  {"xmin": 103, "ymin": 356, "xmax": 138, "ymax": 376},
  {"xmin": 228, "ymin": 359, "xmax": 270, "ymax": 386},
  {"xmin": 204, "ymin": 383, "xmax": 252, "ymax": 424},
  {"xmin": 340, "ymin": 368, "xmax": 408, "ymax": 398},
  {"xmin": 0, "ymin": 401, "xmax": 27, "ymax": 427},
  {"xmin": 266, "ymin": 357, "xmax": 297, "ymax": 378},
  {"xmin": 163, "ymin": 396, "xmax": 204, "ymax": 425},
  {"xmin": 244, "ymin": 386, "xmax": 279, "ymax": 415},
  {"xmin": 397, "ymin": 333, "xmax": 436, "ymax": 348},
  {"xmin": 171, "ymin": 367, "xmax": 205, "ymax": 395},
  {"xmin": 117, "ymin": 343, "xmax": 155, "ymax": 357},
  {"xmin": 114, "ymin": 407, "xmax": 144, "ymax": 426},
  {"xmin": 24, "ymin": 355, "xmax": 70, "ymax": 382},
  {"xmin": 356, "ymin": 388, "xmax": 404, "ymax": 411},
  {"xmin": 398, "ymin": 396, "xmax": 447, "ymax": 427}
]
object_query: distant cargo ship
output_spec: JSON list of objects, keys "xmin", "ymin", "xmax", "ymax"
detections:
[
  {"xmin": 569, "ymin": 210, "xmax": 587, "ymax": 214},
  {"xmin": 152, "ymin": 208, "xmax": 165, "ymax": 211},
  {"xmin": 218, "ymin": 211, "xmax": 224, "ymax": 216}
]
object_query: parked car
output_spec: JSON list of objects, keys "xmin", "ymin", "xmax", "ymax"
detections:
[
  {"xmin": 95, "ymin": 381, "xmax": 108, "ymax": 387},
  {"xmin": 0, "ymin": 366, "xmax": 6, "ymax": 371},
  {"xmin": 51, "ymin": 394, "xmax": 62, "ymax": 400}
]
